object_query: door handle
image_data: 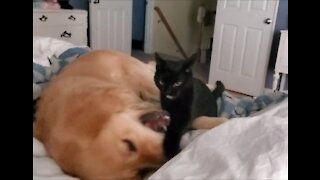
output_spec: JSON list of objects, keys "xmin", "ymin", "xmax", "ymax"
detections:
[{"xmin": 264, "ymin": 18, "xmax": 272, "ymax": 24}]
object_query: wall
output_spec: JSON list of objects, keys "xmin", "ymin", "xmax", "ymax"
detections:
[
  {"xmin": 67, "ymin": 0, "xmax": 216, "ymax": 57},
  {"xmin": 152, "ymin": 0, "xmax": 216, "ymax": 59},
  {"xmin": 265, "ymin": 0, "xmax": 288, "ymax": 89},
  {"xmin": 269, "ymin": 0, "xmax": 288, "ymax": 68},
  {"xmin": 132, "ymin": 0, "xmax": 146, "ymax": 41},
  {"xmin": 69, "ymin": 0, "xmax": 88, "ymax": 10}
]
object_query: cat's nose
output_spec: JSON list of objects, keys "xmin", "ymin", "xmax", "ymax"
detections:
[{"xmin": 166, "ymin": 89, "xmax": 175, "ymax": 95}]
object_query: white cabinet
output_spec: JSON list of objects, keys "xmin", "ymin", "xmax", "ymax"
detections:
[
  {"xmin": 33, "ymin": 9, "xmax": 88, "ymax": 46},
  {"xmin": 272, "ymin": 30, "xmax": 288, "ymax": 93},
  {"xmin": 89, "ymin": 0, "xmax": 132, "ymax": 54}
]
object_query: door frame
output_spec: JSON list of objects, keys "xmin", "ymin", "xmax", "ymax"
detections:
[{"xmin": 143, "ymin": 0, "xmax": 155, "ymax": 53}]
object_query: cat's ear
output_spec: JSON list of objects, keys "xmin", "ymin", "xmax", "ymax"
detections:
[
  {"xmin": 154, "ymin": 52, "xmax": 165, "ymax": 65},
  {"xmin": 185, "ymin": 53, "xmax": 197, "ymax": 68}
]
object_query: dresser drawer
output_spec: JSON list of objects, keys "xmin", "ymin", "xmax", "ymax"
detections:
[
  {"xmin": 33, "ymin": 10, "xmax": 87, "ymax": 26},
  {"xmin": 33, "ymin": 26, "xmax": 87, "ymax": 46}
]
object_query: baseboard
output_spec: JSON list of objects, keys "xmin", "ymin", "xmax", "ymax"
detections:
[
  {"xmin": 264, "ymin": 88, "xmax": 274, "ymax": 94},
  {"xmin": 206, "ymin": 87, "xmax": 281, "ymax": 97},
  {"xmin": 132, "ymin": 40, "xmax": 144, "ymax": 50}
]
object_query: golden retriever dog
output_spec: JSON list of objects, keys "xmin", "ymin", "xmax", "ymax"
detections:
[{"xmin": 33, "ymin": 50, "xmax": 226, "ymax": 180}]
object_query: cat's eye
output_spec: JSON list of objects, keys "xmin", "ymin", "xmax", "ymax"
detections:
[
  {"xmin": 159, "ymin": 80, "xmax": 164, "ymax": 85},
  {"xmin": 173, "ymin": 81, "xmax": 182, "ymax": 87}
]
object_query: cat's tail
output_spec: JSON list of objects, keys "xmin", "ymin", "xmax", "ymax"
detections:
[{"xmin": 211, "ymin": 81, "xmax": 225, "ymax": 97}]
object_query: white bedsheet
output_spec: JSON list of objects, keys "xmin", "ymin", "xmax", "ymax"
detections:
[
  {"xmin": 33, "ymin": 36, "xmax": 85, "ymax": 67},
  {"xmin": 148, "ymin": 98, "xmax": 288, "ymax": 180},
  {"xmin": 33, "ymin": 99, "xmax": 288, "ymax": 180},
  {"xmin": 33, "ymin": 138, "xmax": 79, "ymax": 180}
]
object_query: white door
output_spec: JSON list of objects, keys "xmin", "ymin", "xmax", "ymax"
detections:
[
  {"xmin": 209, "ymin": 0, "xmax": 279, "ymax": 96},
  {"xmin": 89, "ymin": 0, "xmax": 132, "ymax": 54}
]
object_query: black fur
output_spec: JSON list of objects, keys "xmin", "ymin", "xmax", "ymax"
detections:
[
  {"xmin": 154, "ymin": 53, "xmax": 224, "ymax": 159},
  {"xmin": 58, "ymin": 0, "xmax": 73, "ymax": 9}
]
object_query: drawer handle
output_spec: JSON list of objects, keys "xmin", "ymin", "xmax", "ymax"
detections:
[
  {"xmin": 39, "ymin": 15, "xmax": 48, "ymax": 22},
  {"xmin": 61, "ymin": 31, "xmax": 72, "ymax": 38},
  {"xmin": 93, "ymin": 0, "xmax": 99, "ymax": 4},
  {"xmin": 68, "ymin": 15, "xmax": 76, "ymax": 21}
]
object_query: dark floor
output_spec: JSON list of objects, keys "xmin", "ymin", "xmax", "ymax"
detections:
[{"xmin": 131, "ymin": 49, "xmax": 210, "ymax": 83}]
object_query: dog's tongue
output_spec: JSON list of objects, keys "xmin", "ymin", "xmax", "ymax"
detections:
[{"xmin": 140, "ymin": 111, "xmax": 170, "ymax": 133}]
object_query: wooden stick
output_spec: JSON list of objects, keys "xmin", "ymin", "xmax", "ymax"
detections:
[{"xmin": 154, "ymin": 6, "xmax": 189, "ymax": 59}]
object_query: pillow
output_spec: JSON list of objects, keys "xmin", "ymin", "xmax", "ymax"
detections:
[{"xmin": 33, "ymin": 46, "xmax": 90, "ymax": 100}]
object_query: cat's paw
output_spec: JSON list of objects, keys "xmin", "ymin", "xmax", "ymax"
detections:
[{"xmin": 163, "ymin": 136, "xmax": 181, "ymax": 160}]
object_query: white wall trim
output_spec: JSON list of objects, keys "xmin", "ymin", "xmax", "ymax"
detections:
[
  {"xmin": 264, "ymin": 88, "xmax": 288, "ymax": 95},
  {"xmin": 144, "ymin": 0, "xmax": 155, "ymax": 54},
  {"xmin": 264, "ymin": 88, "xmax": 274, "ymax": 94}
]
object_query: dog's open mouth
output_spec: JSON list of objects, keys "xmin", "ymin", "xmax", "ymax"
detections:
[{"xmin": 140, "ymin": 111, "xmax": 170, "ymax": 133}]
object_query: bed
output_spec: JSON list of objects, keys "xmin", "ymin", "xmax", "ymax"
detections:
[{"xmin": 33, "ymin": 37, "xmax": 288, "ymax": 180}]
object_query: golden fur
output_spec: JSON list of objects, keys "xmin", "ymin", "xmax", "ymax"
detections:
[{"xmin": 33, "ymin": 50, "xmax": 226, "ymax": 180}]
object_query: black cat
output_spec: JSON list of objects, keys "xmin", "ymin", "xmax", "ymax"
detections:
[
  {"xmin": 154, "ymin": 53, "xmax": 224, "ymax": 159},
  {"xmin": 58, "ymin": 0, "xmax": 73, "ymax": 9}
]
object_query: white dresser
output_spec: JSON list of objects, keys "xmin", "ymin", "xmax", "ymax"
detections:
[
  {"xmin": 33, "ymin": 9, "xmax": 88, "ymax": 46},
  {"xmin": 89, "ymin": 0, "xmax": 132, "ymax": 54},
  {"xmin": 272, "ymin": 30, "xmax": 288, "ymax": 93}
]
